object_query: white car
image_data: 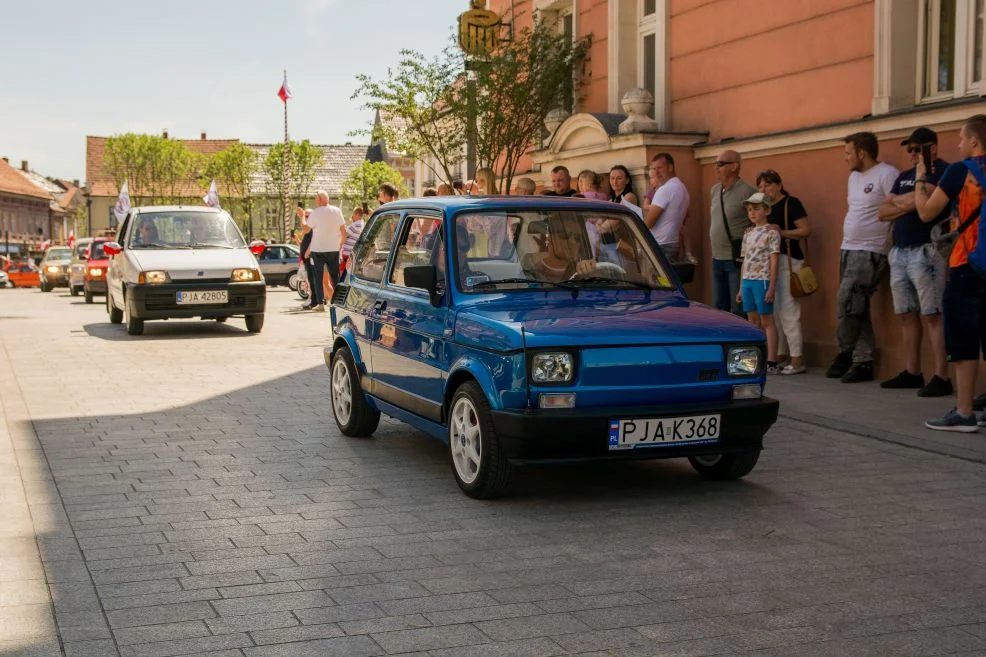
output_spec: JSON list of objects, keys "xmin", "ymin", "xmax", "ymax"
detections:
[
  {"xmin": 0, "ymin": 269, "xmax": 8, "ymax": 287},
  {"xmin": 104, "ymin": 206, "xmax": 266, "ymax": 336}
]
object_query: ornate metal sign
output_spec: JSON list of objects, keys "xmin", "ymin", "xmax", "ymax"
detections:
[{"xmin": 458, "ymin": 0, "xmax": 502, "ymax": 57}]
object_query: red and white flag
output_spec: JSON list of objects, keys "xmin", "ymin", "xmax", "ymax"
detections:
[
  {"xmin": 67, "ymin": 231, "xmax": 75, "ymax": 248},
  {"xmin": 277, "ymin": 71, "xmax": 291, "ymax": 103}
]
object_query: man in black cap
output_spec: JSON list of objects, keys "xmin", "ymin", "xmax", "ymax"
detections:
[{"xmin": 877, "ymin": 127, "xmax": 952, "ymax": 396}]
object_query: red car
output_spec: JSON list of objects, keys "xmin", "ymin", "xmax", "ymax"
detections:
[
  {"xmin": 84, "ymin": 239, "xmax": 109, "ymax": 303},
  {"xmin": 2, "ymin": 259, "xmax": 40, "ymax": 288}
]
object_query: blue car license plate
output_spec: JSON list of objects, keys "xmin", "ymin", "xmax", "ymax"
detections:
[{"xmin": 608, "ymin": 415, "xmax": 721, "ymax": 450}]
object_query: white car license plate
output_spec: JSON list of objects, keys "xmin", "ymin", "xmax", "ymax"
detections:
[
  {"xmin": 608, "ymin": 415, "xmax": 721, "ymax": 450},
  {"xmin": 176, "ymin": 290, "xmax": 228, "ymax": 305}
]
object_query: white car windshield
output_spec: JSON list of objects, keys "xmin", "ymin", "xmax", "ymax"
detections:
[
  {"xmin": 129, "ymin": 211, "xmax": 246, "ymax": 249},
  {"xmin": 453, "ymin": 209, "xmax": 675, "ymax": 292}
]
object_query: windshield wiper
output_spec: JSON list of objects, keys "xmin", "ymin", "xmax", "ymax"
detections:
[
  {"xmin": 469, "ymin": 277, "xmax": 567, "ymax": 290},
  {"xmin": 131, "ymin": 243, "xmax": 172, "ymax": 249},
  {"xmin": 567, "ymin": 276, "xmax": 658, "ymax": 291},
  {"xmin": 187, "ymin": 242, "xmax": 234, "ymax": 249}
]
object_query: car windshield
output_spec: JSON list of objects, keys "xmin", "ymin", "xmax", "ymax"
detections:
[
  {"xmin": 89, "ymin": 242, "xmax": 106, "ymax": 259},
  {"xmin": 45, "ymin": 249, "xmax": 72, "ymax": 262},
  {"xmin": 74, "ymin": 242, "xmax": 90, "ymax": 259},
  {"xmin": 453, "ymin": 209, "xmax": 674, "ymax": 292},
  {"xmin": 128, "ymin": 211, "xmax": 246, "ymax": 249}
]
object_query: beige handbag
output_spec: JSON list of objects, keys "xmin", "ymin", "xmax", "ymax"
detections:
[{"xmin": 783, "ymin": 199, "xmax": 818, "ymax": 298}]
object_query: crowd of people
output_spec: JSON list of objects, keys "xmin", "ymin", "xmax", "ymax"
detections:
[{"xmin": 293, "ymin": 114, "xmax": 986, "ymax": 433}]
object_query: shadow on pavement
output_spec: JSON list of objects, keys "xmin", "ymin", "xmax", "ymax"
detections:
[{"xmin": 83, "ymin": 321, "xmax": 258, "ymax": 341}]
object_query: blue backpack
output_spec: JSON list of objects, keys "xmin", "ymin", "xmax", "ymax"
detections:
[{"xmin": 959, "ymin": 159, "xmax": 986, "ymax": 278}]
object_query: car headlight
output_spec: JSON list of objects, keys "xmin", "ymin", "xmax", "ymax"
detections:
[
  {"xmin": 231, "ymin": 268, "xmax": 262, "ymax": 282},
  {"xmin": 138, "ymin": 271, "xmax": 170, "ymax": 284},
  {"xmin": 88, "ymin": 267, "xmax": 103, "ymax": 278},
  {"xmin": 531, "ymin": 352, "xmax": 574, "ymax": 384},
  {"xmin": 727, "ymin": 346, "xmax": 761, "ymax": 376},
  {"xmin": 46, "ymin": 266, "xmax": 59, "ymax": 273}
]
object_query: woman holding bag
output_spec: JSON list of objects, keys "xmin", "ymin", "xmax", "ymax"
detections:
[{"xmin": 758, "ymin": 169, "xmax": 812, "ymax": 375}]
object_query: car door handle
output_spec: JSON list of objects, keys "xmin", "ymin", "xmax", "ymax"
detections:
[{"xmin": 374, "ymin": 299, "xmax": 387, "ymax": 312}]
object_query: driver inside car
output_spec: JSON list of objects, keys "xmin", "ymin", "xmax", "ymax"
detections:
[{"xmin": 526, "ymin": 216, "xmax": 599, "ymax": 283}]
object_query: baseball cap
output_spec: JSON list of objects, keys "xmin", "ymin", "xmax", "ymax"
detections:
[
  {"xmin": 901, "ymin": 127, "xmax": 938, "ymax": 145},
  {"xmin": 743, "ymin": 192, "xmax": 771, "ymax": 209}
]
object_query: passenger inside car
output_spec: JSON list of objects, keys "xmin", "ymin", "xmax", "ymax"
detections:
[{"xmin": 134, "ymin": 219, "xmax": 159, "ymax": 245}]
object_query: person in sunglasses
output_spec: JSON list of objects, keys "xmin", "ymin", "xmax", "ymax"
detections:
[
  {"xmin": 709, "ymin": 150, "xmax": 756, "ymax": 315},
  {"xmin": 876, "ymin": 127, "xmax": 952, "ymax": 397}
]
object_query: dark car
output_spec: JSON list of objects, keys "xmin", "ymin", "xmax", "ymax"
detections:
[
  {"xmin": 40, "ymin": 246, "xmax": 73, "ymax": 292},
  {"xmin": 83, "ymin": 239, "xmax": 110, "ymax": 303},
  {"xmin": 325, "ymin": 197, "xmax": 779, "ymax": 498}
]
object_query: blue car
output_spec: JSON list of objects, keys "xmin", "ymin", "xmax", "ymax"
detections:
[{"xmin": 326, "ymin": 197, "xmax": 778, "ymax": 498}]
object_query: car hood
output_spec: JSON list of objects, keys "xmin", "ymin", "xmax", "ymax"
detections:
[
  {"xmin": 454, "ymin": 293, "xmax": 764, "ymax": 351},
  {"xmin": 129, "ymin": 248, "xmax": 259, "ymax": 281}
]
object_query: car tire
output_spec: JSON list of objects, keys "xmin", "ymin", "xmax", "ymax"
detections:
[
  {"xmin": 41, "ymin": 281, "xmax": 50, "ymax": 292},
  {"xmin": 215, "ymin": 316, "xmax": 228, "ymax": 324},
  {"xmin": 688, "ymin": 450, "xmax": 761, "ymax": 481},
  {"xmin": 330, "ymin": 347, "xmax": 380, "ymax": 437},
  {"xmin": 84, "ymin": 289, "xmax": 94, "ymax": 304},
  {"xmin": 124, "ymin": 296, "xmax": 144, "ymax": 336},
  {"xmin": 287, "ymin": 273, "xmax": 299, "ymax": 291},
  {"xmin": 70, "ymin": 285, "xmax": 79, "ymax": 296},
  {"xmin": 107, "ymin": 293, "xmax": 123, "ymax": 324},
  {"xmin": 297, "ymin": 279, "xmax": 310, "ymax": 301},
  {"xmin": 245, "ymin": 313, "xmax": 264, "ymax": 333},
  {"xmin": 448, "ymin": 382, "xmax": 514, "ymax": 499}
]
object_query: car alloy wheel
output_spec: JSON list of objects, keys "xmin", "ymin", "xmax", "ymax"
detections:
[
  {"xmin": 287, "ymin": 273, "xmax": 299, "ymax": 290},
  {"xmin": 331, "ymin": 357, "xmax": 353, "ymax": 426},
  {"xmin": 450, "ymin": 397, "xmax": 482, "ymax": 486}
]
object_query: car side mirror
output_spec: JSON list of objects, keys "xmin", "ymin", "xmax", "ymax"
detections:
[
  {"xmin": 403, "ymin": 265, "xmax": 442, "ymax": 307},
  {"xmin": 103, "ymin": 242, "xmax": 122, "ymax": 256},
  {"xmin": 673, "ymin": 262, "xmax": 695, "ymax": 285},
  {"xmin": 249, "ymin": 240, "xmax": 266, "ymax": 256}
]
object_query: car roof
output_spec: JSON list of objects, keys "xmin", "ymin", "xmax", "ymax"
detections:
[
  {"xmin": 132, "ymin": 205, "xmax": 225, "ymax": 214},
  {"xmin": 373, "ymin": 196, "xmax": 637, "ymax": 215}
]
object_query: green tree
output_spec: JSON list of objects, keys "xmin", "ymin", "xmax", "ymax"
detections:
[
  {"xmin": 341, "ymin": 160, "xmax": 408, "ymax": 211},
  {"xmin": 262, "ymin": 140, "xmax": 324, "ymax": 239},
  {"xmin": 351, "ymin": 45, "xmax": 466, "ymax": 187},
  {"xmin": 203, "ymin": 143, "xmax": 259, "ymax": 235},
  {"xmin": 103, "ymin": 133, "xmax": 154, "ymax": 204},
  {"xmin": 103, "ymin": 133, "xmax": 202, "ymax": 205},
  {"xmin": 471, "ymin": 14, "xmax": 591, "ymax": 193}
]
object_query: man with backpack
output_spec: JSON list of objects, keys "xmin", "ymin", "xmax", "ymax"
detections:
[{"xmin": 915, "ymin": 114, "xmax": 986, "ymax": 432}]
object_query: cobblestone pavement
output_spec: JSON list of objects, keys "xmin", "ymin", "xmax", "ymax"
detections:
[{"xmin": 1, "ymin": 286, "xmax": 985, "ymax": 657}]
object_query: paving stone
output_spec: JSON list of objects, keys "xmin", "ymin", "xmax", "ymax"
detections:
[{"xmin": 370, "ymin": 623, "xmax": 489, "ymax": 653}]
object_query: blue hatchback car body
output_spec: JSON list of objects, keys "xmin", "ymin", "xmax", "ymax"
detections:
[{"xmin": 326, "ymin": 197, "xmax": 778, "ymax": 498}]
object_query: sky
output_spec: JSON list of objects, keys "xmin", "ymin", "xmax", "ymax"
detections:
[{"xmin": 0, "ymin": 0, "xmax": 466, "ymax": 182}]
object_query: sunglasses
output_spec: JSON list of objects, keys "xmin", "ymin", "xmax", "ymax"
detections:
[
  {"xmin": 905, "ymin": 145, "xmax": 929, "ymax": 154},
  {"xmin": 714, "ymin": 160, "xmax": 737, "ymax": 168}
]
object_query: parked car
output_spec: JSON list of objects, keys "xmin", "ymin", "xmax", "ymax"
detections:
[
  {"xmin": 2, "ymin": 260, "xmax": 41, "ymax": 288},
  {"xmin": 325, "ymin": 197, "xmax": 779, "ymax": 499},
  {"xmin": 84, "ymin": 239, "xmax": 110, "ymax": 303},
  {"xmin": 39, "ymin": 246, "xmax": 73, "ymax": 292},
  {"xmin": 104, "ymin": 206, "xmax": 266, "ymax": 336},
  {"xmin": 68, "ymin": 238, "xmax": 94, "ymax": 297},
  {"xmin": 257, "ymin": 243, "xmax": 301, "ymax": 287}
]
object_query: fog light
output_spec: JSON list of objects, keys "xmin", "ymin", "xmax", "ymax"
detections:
[
  {"xmin": 539, "ymin": 393, "xmax": 576, "ymax": 409},
  {"xmin": 732, "ymin": 384, "xmax": 762, "ymax": 400}
]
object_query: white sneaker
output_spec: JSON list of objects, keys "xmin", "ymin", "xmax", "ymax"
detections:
[
  {"xmin": 311, "ymin": 304, "xmax": 326, "ymax": 312},
  {"xmin": 781, "ymin": 365, "xmax": 806, "ymax": 375}
]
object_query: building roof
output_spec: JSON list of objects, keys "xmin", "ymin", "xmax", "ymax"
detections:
[
  {"xmin": 0, "ymin": 158, "xmax": 51, "ymax": 200},
  {"xmin": 86, "ymin": 135, "xmax": 239, "ymax": 198},
  {"xmin": 245, "ymin": 143, "xmax": 368, "ymax": 197},
  {"xmin": 16, "ymin": 167, "xmax": 71, "ymax": 214}
]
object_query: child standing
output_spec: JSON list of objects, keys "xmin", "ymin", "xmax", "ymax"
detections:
[{"xmin": 737, "ymin": 192, "xmax": 781, "ymax": 373}]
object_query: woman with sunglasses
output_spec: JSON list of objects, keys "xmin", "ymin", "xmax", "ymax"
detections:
[{"xmin": 756, "ymin": 169, "xmax": 811, "ymax": 375}]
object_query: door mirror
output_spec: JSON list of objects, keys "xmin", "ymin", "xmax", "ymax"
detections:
[
  {"xmin": 403, "ymin": 265, "xmax": 442, "ymax": 307},
  {"xmin": 673, "ymin": 261, "xmax": 695, "ymax": 285},
  {"xmin": 103, "ymin": 242, "xmax": 122, "ymax": 256},
  {"xmin": 249, "ymin": 240, "xmax": 266, "ymax": 256}
]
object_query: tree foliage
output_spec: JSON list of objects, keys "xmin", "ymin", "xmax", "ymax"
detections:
[
  {"xmin": 262, "ymin": 140, "xmax": 324, "ymax": 238},
  {"xmin": 351, "ymin": 46, "xmax": 466, "ymax": 187},
  {"xmin": 103, "ymin": 134, "xmax": 204, "ymax": 205},
  {"xmin": 340, "ymin": 160, "xmax": 408, "ymax": 210},
  {"xmin": 202, "ymin": 143, "xmax": 258, "ymax": 233},
  {"xmin": 472, "ymin": 15, "xmax": 591, "ymax": 193}
]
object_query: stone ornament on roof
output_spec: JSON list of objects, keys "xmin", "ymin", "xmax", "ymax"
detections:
[{"xmin": 619, "ymin": 88, "xmax": 660, "ymax": 135}]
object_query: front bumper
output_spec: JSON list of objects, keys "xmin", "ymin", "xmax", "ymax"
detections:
[
  {"xmin": 85, "ymin": 279, "xmax": 107, "ymax": 294},
  {"xmin": 128, "ymin": 281, "xmax": 266, "ymax": 320},
  {"xmin": 42, "ymin": 271, "xmax": 69, "ymax": 287},
  {"xmin": 490, "ymin": 397, "xmax": 779, "ymax": 464}
]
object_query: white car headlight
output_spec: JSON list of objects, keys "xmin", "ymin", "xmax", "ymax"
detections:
[
  {"xmin": 138, "ymin": 271, "xmax": 170, "ymax": 285},
  {"xmin": 531, "ymin": 352, "xmax": 574, "ymax": 384},
  {"xmin": 46, "ymin": 266, "xmax": 60, "ymax": 273},
  {"xmin": 231, "ymin": 268, "xmax": 262, "ymax": 282},
  {"xmin": 727, "ymin": 346, "xmax": 761, "ymax": 376}
]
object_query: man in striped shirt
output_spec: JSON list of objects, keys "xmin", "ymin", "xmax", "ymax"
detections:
[{"xmin": 339, "ymin": 205, "xmax": 367, "ymax": 277}]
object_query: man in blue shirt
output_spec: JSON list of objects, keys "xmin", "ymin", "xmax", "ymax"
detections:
[{"xmin": 877, "ymin": 127, "xmax": 952, "ymax": 397}]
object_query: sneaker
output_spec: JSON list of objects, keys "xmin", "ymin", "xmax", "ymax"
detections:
[
  {"xmin": 766, "ymin": 365, "xmax": 781, "ymax": 375},
  {"xmin": 880, "ymin": 370, "xmax": 924, "ymax": 389},
  {"xmin": 917, "ymin": 375, "xmax": 954, "ymax": 398},
  {"xmin": 826, "ymin": 351, "xmax": 853, "ymax": 379},
  {"xmin": 925, "ymin": 408, "xmax": 979, "ymax": 433},
  {"xmin": 841, "ymin": 362, "xmax": 873, "ymax": 384},
  {"xmin": 311, "ymin": 304, "xmax": 326, "ymax": 312},
  {"xmin": 780, "ymin": 364, "xmax": 806, "ymax": 375}
]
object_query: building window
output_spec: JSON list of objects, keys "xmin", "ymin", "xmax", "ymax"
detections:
[
  {"xmin": 643, "ymin": 0, "xmax": 656, "ymax": 15},
  {"xmin": 536, "ymin": 0, "xmax": 576, "ymax": 111},
  {"xmin": 639, "ymin": 0, "xmax": 658, "ymax": 118},
  {"xmin": 922, "ymin": 0, "xmax": 986, "ymax": 100}
]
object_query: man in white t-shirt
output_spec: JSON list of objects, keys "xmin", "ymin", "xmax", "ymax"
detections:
[
  {"xmin": 301, "ymin": 190, "xmax": 345, "ymax": 312},
  {"xmin": 643, "ymin": 152, "xmax": 690, "ymax": 261},
  {"xmin": 827, "ymin": 132, "xmax": 899, "ymax": 383}
]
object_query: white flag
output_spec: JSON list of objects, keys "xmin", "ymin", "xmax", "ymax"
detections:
[
  {"xmin": 114, "ymin": 182, "xmax": 131, "ymax": 223},
  {"xmin": 203, "ymin": 180, "xmax": 221, "ymax": 208}
]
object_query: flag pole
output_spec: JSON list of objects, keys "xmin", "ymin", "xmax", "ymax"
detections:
[{"xmin": 282, "ymin": 69, "xmax": 289, "ymax": 244}]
